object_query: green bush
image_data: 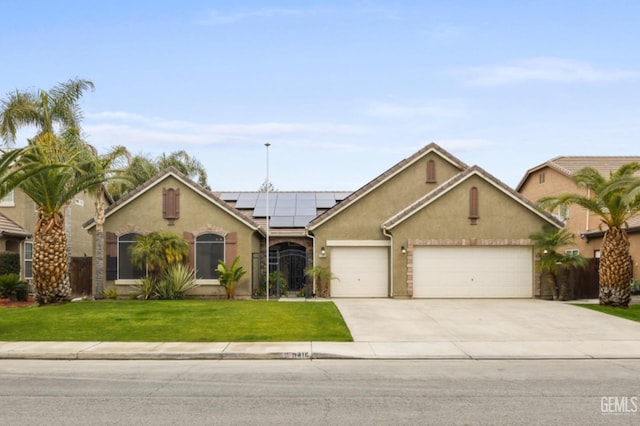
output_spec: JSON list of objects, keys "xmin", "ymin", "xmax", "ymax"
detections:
[
  {"xmin": 155, "ymin": 263, "xmax": 199, "ymax": 300},
  {"xmin": 0, "ymin": 273, "xmax": 27, "ymax": 300},
  {"xmin": 254, "ymin": 271, "xmax": 288, "ymax": 298},
  {"xmin": 130, "ymin": 276, "xmax": 155, "ymax": 300},
  {"xmin": 0, "ymin": 253, "xmax": 20, "ymax": 276},
  {"xmin": 100, "ymin": 287, "xmax": 119, "ymax": 300}
]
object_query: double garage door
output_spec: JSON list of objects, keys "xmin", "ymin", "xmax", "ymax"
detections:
[
  {"xmin": 413, "ymin": 246, "xmax": 533, "ymax": 298},
  {"xmin": 330, "ymin": 245, "xmax": 533, "ymax": 298}
]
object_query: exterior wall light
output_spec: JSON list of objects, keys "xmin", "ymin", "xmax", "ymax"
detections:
[
  {"xmin": 401, "ymin": 245, "xmax": 407, "ymax": 255},
  {"xmin": 320, "ymin": 247, "xmax": 327, "ymax": 258}
]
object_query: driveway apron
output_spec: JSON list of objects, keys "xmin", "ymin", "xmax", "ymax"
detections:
[{"xmin": 332, "ymin": 298, "xmax": 640, "ymax": 343}]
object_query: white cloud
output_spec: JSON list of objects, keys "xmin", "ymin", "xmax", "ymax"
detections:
[
  {"xmin": 458, "ymin": 57, "xmax": 640, "ymax": 86},
  {"xmin": 366, "ymin": 100, "xmax": 468, "ymax": 119},
  {"xmin": 84, "ymin": 111, "xmax": 365, "ymax": 154}
]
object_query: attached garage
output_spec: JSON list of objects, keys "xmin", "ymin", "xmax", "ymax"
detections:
[
  {"xmin": 412, "ymin": 246, "xmax": 533, "ymax": 298},
  {"xmin": 330, "ymin": 246, "xmax": 388, "ymax": 297}
]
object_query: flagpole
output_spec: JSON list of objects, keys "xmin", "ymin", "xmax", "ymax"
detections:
[{"xmin": 265, "ymin": 142, "xmax": 271, "ymax": 301}]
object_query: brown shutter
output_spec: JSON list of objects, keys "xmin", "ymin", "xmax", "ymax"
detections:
[
  {"xmin": 163, "ymin": 188, "xmax": 180, "ymax": 223},
  {"xmin": 469, "ymin": 187, "xmax": 479, "ymax": 224},
  {"xmin": 225, "ymin": 232, "xmax": 238, "ymax": 264},
  {"xmin": 426, "ymin": 159, "xmax": 436, "ymax": 183}
]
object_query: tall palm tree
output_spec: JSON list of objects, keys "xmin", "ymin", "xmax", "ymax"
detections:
[
  {"xmin": 0, "ymin": 78, "xmax": 98, "ymax": 304},
  {"xmin": 11, "ymin": 141, "xmax": 106, "ymax": 304},
  {"xmin": 538, "ymin": 163, "xmax": 640, "ymax": 307},
  {"xmin": 157, "ymin": 150, "xmax": 209, "ymax": 189},
  {"xmin": 529, "ymin": 226, "xmax": 588, "ymax": 300},
  {"xmin": 78, "ymin": 144, "xmax": 132, "ymax": 298}
]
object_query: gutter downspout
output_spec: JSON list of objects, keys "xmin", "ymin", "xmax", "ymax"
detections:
[
  {"xmin": 382, "ymin": 226, "xmax": 393, "ymax": 298},
  {"xmin": 305, "ymin": 227, "xmax": 317, "ymax": 295}
]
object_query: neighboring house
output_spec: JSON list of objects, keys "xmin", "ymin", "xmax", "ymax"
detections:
[
  {"xmin": 0, "ymin": 188, "xmax": 97, "ymax": 283},
  {"xmin": 517, "ymin": 156, "xmax": 640, "ymax": 281},
  {"xmin": 307, "ymin": 143, "xmax": 562, "ymax": 298},
  {"xmin": 84, "ymin": 144, "xmax": 561, "ymax": 299}
]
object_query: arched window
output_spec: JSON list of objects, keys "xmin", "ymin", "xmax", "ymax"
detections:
[
  {"xmin": 426, "ymin": 159, "xmax": 436, "ymax": 183},
  {"xmin": 469, "ymin": 187, "xmax": 479, "ymax": 224},
  {"xmin": 118, "ymin": 233, "xmax": 145, "ymax": 279},
  {"xmin": 195, "ymin": 233, "xmax": 225, "ymax": 279}
]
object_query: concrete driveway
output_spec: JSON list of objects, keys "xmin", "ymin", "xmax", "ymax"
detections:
[{"xmin": 330, "ymin": 298, "xmax": 640, "ymax": 358}]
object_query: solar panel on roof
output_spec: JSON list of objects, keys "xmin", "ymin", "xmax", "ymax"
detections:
[
  {"xmin": 235, "ymin": 193, "xmax": 259, "ymax": 208},
  {"xmin": 269, "ymin": 216, "xmax": 295, "ymax": 227},
  {"xmin": 293, "ymin": 216, "xmax": 316, "ymax": 227},
  {"xmin": 219, "ymin": 192, "xmax": 240, "ymax": 200}
]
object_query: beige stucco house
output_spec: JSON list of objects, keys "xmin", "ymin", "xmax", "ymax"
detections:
[
  {"xmin": 84, "ymin": 168, "xmax": 263, "ymax": 298},
  {"xmin": 84, "ymin": 144, "xmax": 561, "ymax": 299},
  {"xmin": 517, "ymin": 156, "xmax": 640, "ymax": 280},
  {"xmin": 307, "ymin": 144, "xmax": 562, "ymax": 298}
]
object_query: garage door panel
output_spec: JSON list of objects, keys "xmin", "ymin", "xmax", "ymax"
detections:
[
  {"xmin": 413, "ymin": 246, "xmax": 532, "ymax": 298},
  {"xmin": 330, "ymin": 247, "xmax": 388, "ymax": 297}
]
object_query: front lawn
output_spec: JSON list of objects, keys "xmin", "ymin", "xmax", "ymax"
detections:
[
  {"xmin": 576, "ymin": 304, "xmax": 640, "ymax": 322},
  {"xmin": 0, "ymin": 300, "xmax": 353, "ymax": 342}
]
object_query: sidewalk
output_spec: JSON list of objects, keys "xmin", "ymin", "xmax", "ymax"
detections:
[
  {"xmin": 2, "ymin": 298, "xmax": 640, "ymax": 360},
  {"xmin": 2, "ymin": 338, "xmax": 640, "ymax": 360}
]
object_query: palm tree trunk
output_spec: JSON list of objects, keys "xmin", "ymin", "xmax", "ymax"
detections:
[
  {"xmin": 33, "ymin": 211, "xmax": 71, "ymax": 304},
  {"xmin": 94, "ymin": 191, "xmax": 106, "ymax": 299},
  {"xmin": 599, "ymin": 226, "xmax": 632, "ymax": 307}
]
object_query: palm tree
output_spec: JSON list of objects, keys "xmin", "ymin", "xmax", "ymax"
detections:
[
  {"xmin": 538, "ymin": 163, "xmax": 640, "ymax": 307},
  {"xmin": 79, "ymin": 144, "xmax": 132, "ymax": 298},
  {"xmin": 529, "ymin": 226, "xmax": 588, "ymax": 300},
  {"xmin": 0, "ymin": 79, "xmax": 99, "ymax": 304},
  {"xmin": 157, "ymin": 150, "xmax": 209, "ymax": 189},
  {"xmin": 11, "ymin": 141, "xmax": 106, "ymax": 304},
  {"xmin": 128, "ymin": 231, "xmax": 189, "ymax": 283},
  {"xmin": 107, "ymin": 150, "xmax": 210, "ymax": 200}
]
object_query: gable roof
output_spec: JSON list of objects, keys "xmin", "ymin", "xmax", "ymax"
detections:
[
  {"xmin": 516, "ymin": 156, "xmax": 640, "ymax": 191},
  {"xmin": 83, "ymin": 167, "xmax": 260, "ymax": 231},
  {"xmin": 383, "ymin": 165, "xmax": 563, "ymax": 230},
  {"xmin": 0, "ymin": 212, "xmax": 31, "ymax": 238},
  {"xmin": 307, "ymin": 143, "xmax": 468, "ymax": 230}
]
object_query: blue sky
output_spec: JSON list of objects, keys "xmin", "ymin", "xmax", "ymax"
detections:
[{"xmin": 2, "ymin": 1, "xmax": 639, "ymax": 191}]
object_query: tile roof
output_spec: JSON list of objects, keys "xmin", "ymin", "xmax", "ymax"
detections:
[
  {"xmin": 83, "ymin": 167, "xmax": 260, "ymax": 231},
  {"xmin": 307, "ymin": 143, "xmax": 468, "ymax": 230},
  {"xmin": 517, "ymin": 156, "xmax": 640, "ymax": 191},
  {"xmin": 0, "ymin": 212, "xmax": 31, "ymax": 238},
  {"xmin": 383, "ymin": 165, "xmax": 563, "ymax": 230}
]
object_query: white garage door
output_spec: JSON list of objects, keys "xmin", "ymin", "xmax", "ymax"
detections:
[
  {"xmin": 413, "ymin": 246, "xmax": 532, "ymax": 298},
  {"xmin": 330, "ymin": 247, "xmax": 388, "ymax": 297}
]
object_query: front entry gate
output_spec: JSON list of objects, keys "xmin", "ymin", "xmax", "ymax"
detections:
[{"xmin": 252, "ymin": 249, "xmax": 310, "ymax": 298}]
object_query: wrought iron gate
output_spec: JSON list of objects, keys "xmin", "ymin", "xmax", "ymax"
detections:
[{"xmin": 252, "ymin": 249, "xmax": 310, "ymax": 297}]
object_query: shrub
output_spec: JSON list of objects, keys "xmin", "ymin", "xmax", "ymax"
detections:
[
  {"xmin": 130, "ymin": 276, "xmax": 155, "ymax": 300},
  {"xmin": 100, "ymin": 287, "xmax": 119, "ymax": 300},
  {"xmin": 254, "ymin": 271, "xmax": 288, "ymax": 298},
  {"xmin": 0, "ymin": 273, "xmax": 28, "ymax": 301},
  {"xmin": 156, "ymin": 263, "xmax": 199, "ymax": 300},
  {"xmin": 0, "ymin": 253, "xmax": 20, "ymax": 276},
  {"xmin": 216, "ymin": 256, "xmax": 247, "ymax": 299}
]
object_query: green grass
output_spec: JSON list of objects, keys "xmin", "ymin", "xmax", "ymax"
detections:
[
  {"xmin": 576, "ymin": 304, "xmax": 640, "ymax": 322},
  {"xmin": 0, "ymin": 300, "xmax": 353, "ymax": 342}
]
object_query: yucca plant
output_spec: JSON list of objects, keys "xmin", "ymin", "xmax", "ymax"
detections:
[
  {"xmin": 216, "ymin": 256, "xmax": 247, "ymax": 299},
  {"xmin": 130, "ymin": 276, "xmax": 156, "ymax": 300},
  {"xmin": 156, "ymin": 263, "xmax": 198, "ymax": 300}
]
